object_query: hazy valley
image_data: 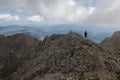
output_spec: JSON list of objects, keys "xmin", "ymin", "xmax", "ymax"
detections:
[{"xmin": 0, "ymin": 24, "xmax": 117, "ymax": 43}]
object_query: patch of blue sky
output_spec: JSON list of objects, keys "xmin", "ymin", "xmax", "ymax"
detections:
[
  {"xmin": 0, "ymin": 9, "xmax": 28, "ymax": 18},
  {"xmin": 75, "ymin": 0, "xmax": 98, "ymax": 8},
  {"xmin": 91, "ymin": 0, "xmax": 98, "ymax": 7},
  {"xmin": 84, "ymin": 0, "xmax": 98, "ymax": 8}
]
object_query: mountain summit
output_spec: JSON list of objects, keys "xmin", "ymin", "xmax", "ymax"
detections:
[{"xmin": 0, "ymin": 32, "xmax": 120, "ymax": 80}]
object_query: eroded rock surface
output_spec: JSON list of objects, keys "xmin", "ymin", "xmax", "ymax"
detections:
[{"xmin": 0, "ymin": 32, "xmax": 120, "ymax": 80}]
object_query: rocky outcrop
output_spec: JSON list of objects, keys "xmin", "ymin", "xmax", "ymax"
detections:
[
  {"xmin": 0, "ymin": 33, "xmax": 39, "ymax": 79},
  {"xmin": 1, "ymin": 32, "xmax": 120, "ymax": 80},
  {"xmin": 101, "ymin": 31, "xmax": 120, "ymax": 53},
  {"xmin": 3, "ymin": 32, "xmax": 119, "ymax": 80}
]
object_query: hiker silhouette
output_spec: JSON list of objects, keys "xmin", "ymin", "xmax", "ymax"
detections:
[{"xmin": 84, "ymin": 31, "xmax": 87, "ymax": 38}]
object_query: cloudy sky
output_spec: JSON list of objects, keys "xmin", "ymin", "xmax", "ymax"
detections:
[{"xmin": 0, "ymin": 0, "xmax": 120, "ymax": 26}]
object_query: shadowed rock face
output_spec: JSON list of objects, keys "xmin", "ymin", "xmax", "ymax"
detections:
[
  {"xmin": 0, "ymin": 32, "xmax": 120, "ymax": 80},
  {"xmin": 0, "ymin": 33, "xmax": 39, "ymax": 79},
  {"xmin": 101, "ymin": 31, "xmax": 120, "ymax": 53}
]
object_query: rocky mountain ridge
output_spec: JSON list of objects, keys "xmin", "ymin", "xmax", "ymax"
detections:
[
  {"xmin": 101, "ymin": 31, "xmax": 120, "ymax": 53},
  {"xmin": 0, "ymin": 32, "xmax": 120, "ymax": 80},
  {"xmin": 0, "ymin": 33, "xmax": 39, "ymax": 79}
]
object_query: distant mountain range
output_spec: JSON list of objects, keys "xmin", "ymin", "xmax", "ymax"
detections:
[
  {"xmin": 0, "ymin": 24, "xmax": 118, "ymax": 42},
  {"xmin": 0, "ymin": 25, "xmax": 44, "ymax": 40}
]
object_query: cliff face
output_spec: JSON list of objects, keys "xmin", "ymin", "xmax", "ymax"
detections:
[
  {"xmin": 101, "ymin": 31, "xmax": 120, "ymax": 53},
  {"xmin": 0, "ymin": 32, "xmax": 120, "ymax": 80}
]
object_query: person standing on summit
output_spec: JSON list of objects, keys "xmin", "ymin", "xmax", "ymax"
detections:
[{"xmin": 84, "ymin": 31, "xmax": 87, "ymax": 38}]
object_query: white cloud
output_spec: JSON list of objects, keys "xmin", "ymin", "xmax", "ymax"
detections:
[
  {"xmin": 1, "ymin": 0, "xmax": 120, "ymax": 26},
  {"xmin": 0, "ymin": 14, "xmax": 20, "ymax": 21},
  {"xmin": 82, "ymin": 0, "xmax": 120, "ymax": 26},
  {"xmin": 0, "ymin": 0, "xmax": 95, "ymax": 22},
  {"xmin": 27, "ymin": 15, "xmax": 44, "ymax": 22}
]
